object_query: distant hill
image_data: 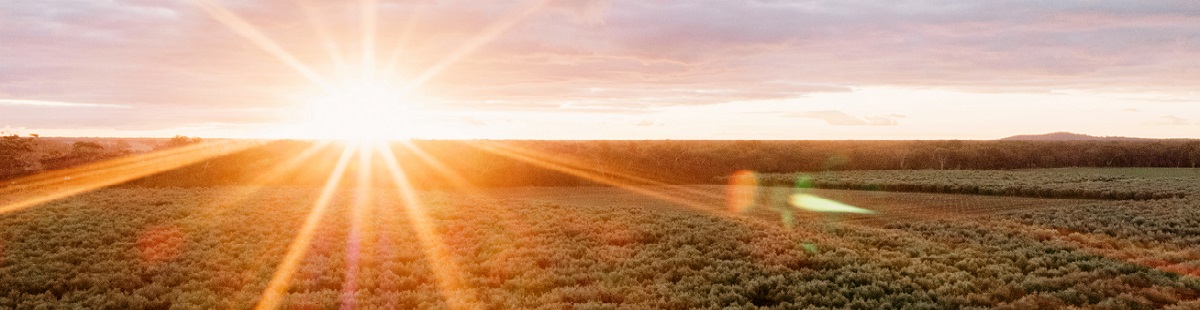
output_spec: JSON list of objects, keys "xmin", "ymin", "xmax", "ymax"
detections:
[{"xmin": 1000, "ymin": 132, "xmax": 1149, "ymax": 141}]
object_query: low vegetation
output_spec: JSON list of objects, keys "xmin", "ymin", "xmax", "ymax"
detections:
[
  {"xmin": 2, "ymin": 172, "xmax": 1199, "ymax": 308},
  {"xmin": 7, "ymin": 139, "xmax": 1200, "ymax": 186},
  {"xmin": 115, "ymin": 140, "xmax": 1200, "ymax": 190},
  {"xmin": 761, "ymin": 168, "xmax": 1200, "ymax": 200},
  {"xmin": 4, "ymin": 138, "xmax": 1200, "ymax": 308}
]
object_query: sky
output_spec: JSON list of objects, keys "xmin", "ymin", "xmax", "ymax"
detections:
[{"xmin": 2, "ymin": 0, "xmax": 1200, "ymax": 140}]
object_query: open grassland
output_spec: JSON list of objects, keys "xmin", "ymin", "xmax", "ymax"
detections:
[{"xmin": 3, "ymin": 169, "xmax": 1200, "ymax": 309}]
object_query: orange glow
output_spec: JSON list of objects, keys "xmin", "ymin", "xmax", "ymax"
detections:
[
  {"xmin": 12, "ymin": 0, "xmax": 1200, "ymax": 307},
  {"xmin": 256, "ymin": 143, "xmax": 356, "ymax": 310},
  {"xmin": 294, "ymin": 79, "xmax": 423, "ymax": 141},
  {"xmin": 340, "ymin": 142, "xmax": 374, "ymax": 309},
  {"xmin": 470, "ymin": 141, "xmax": 723, "ymax": 199},
  {"xmin": 726, "ymin": 170, "xmax": 759, "ymax": 213},
  {"xmin": 463, "ymin": 141, "xmax": 725, "ymax": 213},
  {"xmin": 377, "ymin": 143, "xmax": 479, "ymax": 309},
  {"xmin": 0, "ymin": 140, "xmax": 255, "ymax": 216},
  {"xmin": 393, "ymin": 141, "xmax": 476, "ymax": 190},
  {"xmin": 188, "ymin": 0, "xmax": 559, "ymax": 141}
]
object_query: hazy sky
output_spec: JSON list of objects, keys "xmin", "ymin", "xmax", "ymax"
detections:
[{"xmin": 2, "ymin": 0, "xmax": 1200, "ymax": 139}]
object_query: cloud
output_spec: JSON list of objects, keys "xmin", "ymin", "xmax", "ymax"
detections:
[
  {"xmin": 460, "ymin": 117, "xmax": 487, "ymax": 126},
  {"xmin": 1146, "ymin": 115, "xmax": 1195, "ymax": 126},
  {"xmin": 547, "ymin": 0, "xmax": 612, "ymax": 25},
  {"xmin": 634, "ymin": 119, "xmax": 659, "ymax": 126},
  {"xmin": 787, "ymin": 110, "xmax": 903, "ymax": 126},
  {"xmin": 0, "ymin": 103, "xmax": 285, "ymax": 130},
  {"xmin": 0, "ymin": 99, "xmax": 130, "ymax": 108},
  {"xmin": 4, "ymin": 0, "xmax": 1200, "ymax": 135}
]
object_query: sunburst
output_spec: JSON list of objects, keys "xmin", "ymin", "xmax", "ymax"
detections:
[
  {"xmin": 2, "ymin": 1, "xmax": 745, "ymax": 310},
  {"xmin": 297, "ymin": 79, "xmax": 420, "ymax": 141}
]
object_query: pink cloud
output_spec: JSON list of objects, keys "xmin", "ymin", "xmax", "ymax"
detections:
[
  {"xmin": 787, "ymin": 111, "xmax": 903, "ymax": 126},
  {"xmin": 3, "ymin": 0, "xmax": 1200, "ymax": 133}
]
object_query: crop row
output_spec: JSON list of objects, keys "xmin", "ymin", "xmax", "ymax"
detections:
[
  {"xmin": 2, "ymin": 185, "xmax": 1199, "ymax": 308},
  {"xmin": 758, "ymin": 168, "xmax": 1200, "ymax": 200}
]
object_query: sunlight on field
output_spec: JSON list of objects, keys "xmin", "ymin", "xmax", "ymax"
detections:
[
  {"xmin": 1, "ymin": 136, "xmax": 765, "ymax": 309},
  {"xmin": 7, "ymin": 0, "xmax": 1200, "ymax": 297},
  {"xmin": 256, "ymin": 144, "xmax": 355, "ymax": 310},
  {"xmin": 4, "ymin": 138, "xmax": 1200, "ymax": 308},
  {"xmin": 4, "ymin": 133, "xmax": 1198, "ymax": 309},
  {"xmin": 378, "ymin": 144, "xmax": 479, "ymax": 308},
  {"xmin": 252, "ymin": 139, "xmax": 741, "ymax": 309},
  {"xmin": 245, "ymin": 140, "xmax": 483, "ymax": 309},
  {"xmin": 726, "ymin": 170, "xmax": 759, "ymax": 213},
  {"xmin": 8, "ymin": 0, "xmax": 1200, "ymax": 307},
  {"xmin": 0, "ymin": 140, "xmax": 255, "ymax": 216}
]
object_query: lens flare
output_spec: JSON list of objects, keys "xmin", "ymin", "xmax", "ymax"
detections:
[
  {"xmin": 0, "ymin": 140, "xmax": 254, "ymax": 216},
  {"xmin": 401, "ymin": 0, "xmax": 553, "ymax": 91},
  {"xmin": 726, "ymin": 170, "xmax": 759, "ymax": 213},
  {"xmin": 789, "ymin": 194, "xmax": 875, "ymax": 214},
  {"xmin": 298, "ymin": 0, "xmax": 348, "ymax": 74},
  {"xmin": 463, "ymin": 141, "xmax": 722, "ymax": 212},
  {"xmin": 393, "ymin": 141, "xmax": 475, "ymax": 190},
  {"xmin": 794, "ymin": 174, "xmax": 814, "ymax": 189},
  {"xmin": 299, "ymin": 80, "xmax": 419, "ymax": 141},
  {"xmin": 190, "ymin": 0, "xmax": 332, "ymax": 90},
  {"xmin": 340, "ymin": 142, "xmax": 375, "ymax": 309},
  {"xmin": 377, "ymin": 143, "xmax": 479, "ymax": 309},
  {"xmin": 256, "ymin": 144, "xmax": 356, "ymax": 310}
]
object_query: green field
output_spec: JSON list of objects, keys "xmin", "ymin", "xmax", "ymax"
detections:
[
  {"xmin": 762, "ymin": 168, "xmax": 1200, "ymax": 200},
  {"xmin": 3, "ymin": 169, "xmax": 1200, "ymax": 308}
]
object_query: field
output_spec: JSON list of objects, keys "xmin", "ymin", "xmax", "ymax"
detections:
[
  {"xmin": 3, "ymin": 168, "xmax": 1200, "ymax": 309},
  {"xmin": 761, "ymin": 168, "xmax": 1200, "ymax": 200},
  {"xmin": 11, "ymin": 0, "xmax": 1200, "ymax": 308}
]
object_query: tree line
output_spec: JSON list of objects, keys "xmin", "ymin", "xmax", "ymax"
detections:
[
  {"xmin": 118, "ymin": 139, "xmax": 1200, "ymax": 188},
  {"xmin": 0, "ymin": 134, "xmax": 201, "ymax": 180}
]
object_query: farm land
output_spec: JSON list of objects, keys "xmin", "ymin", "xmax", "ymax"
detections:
[
  {"xmin": 1, "ymin": 140, "xmax": 1199, "ymax": 309},
  {"xmin": 9, "ymin": 0, "xmax": 1200, "ymax": 308}
]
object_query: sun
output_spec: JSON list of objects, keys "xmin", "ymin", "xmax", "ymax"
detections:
[{"xmin": 295, "ymin": 79, "xmax": 419, "ymax": 141}]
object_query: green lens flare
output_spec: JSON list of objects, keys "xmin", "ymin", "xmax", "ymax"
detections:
[{"xmin": 789, "ymin": 194, "xmax": 875, "ymax": 214}]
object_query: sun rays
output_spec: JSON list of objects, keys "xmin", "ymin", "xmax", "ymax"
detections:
[
  {"xmin": 190, "ymin": 0, "xmax": 554, "ymax": 141},
  {"xmin": 250, "ymin": 141, "xmax": 485, "ymax": 309},
  {"xmin": 201, "ymin": 137, "xmax": 735, "ymax": 309},
  {"xmin": 300, "ymin": 79, "xmax": 422, "ymax": 140},
  {"xmin": 7, "ymin": 0, "xmax": 1200, "ymax": 308},
  {"xmin": 182, "ymin": 2, "xmax": 650, "ymax": 302},
  {"xmin": 1, "ymin": 0, "xmax": 723, "ymax": 307},
  {"xmin": 0, "ymin": 0, "xmax": 870, "ymax": 293},
  {"xmin": 377, "ymin": 143, "xmax": 480, "ymax": 308},
  {"xmin": 191, "ymin": 0, "xmax": 332, "ymax": 90},
  {"xmin": 0, "ymin": 140, "xmax": 256, "ymax": 216},
  {"xmin": 256, "ymin": 143, "xmax": 356, "ymax": 310},
  {"xmin": 9, "ymin": 0, "xmax": 1200, "ymax": 308},
  {"xmin": 175, "ymin": 2, "xmax": 715, "ymax": 304}
]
